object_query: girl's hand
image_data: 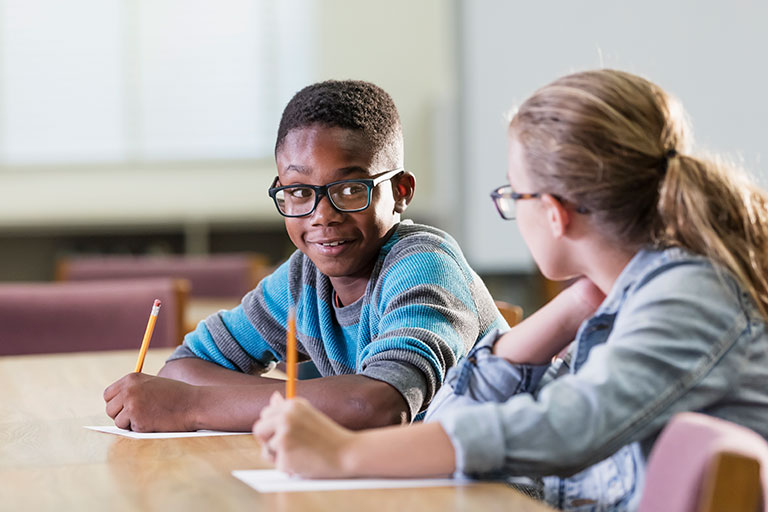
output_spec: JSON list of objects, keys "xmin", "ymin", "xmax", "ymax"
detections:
[
  {"xmin": 253, "ymin": 391, "xmax": 356, "ymax": 478},
  {"xmin": 493, "ymin": 277, "xmax": 605, "ymax": 364},
  {"xmin": 567, "ymin": 277, "xmax": 606, "ymax": 312}
]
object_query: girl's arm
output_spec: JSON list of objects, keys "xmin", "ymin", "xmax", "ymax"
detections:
[
  {"xmin": 254, "ymin": 392, "xmax": 455, "ymax": 478},
  {"xmin": 493, "ymin": 278, "xmax": 604, "ymax": 364}
]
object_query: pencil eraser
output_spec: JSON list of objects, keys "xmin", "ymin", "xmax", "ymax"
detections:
[{"xmin": 153, "ymin": 299, "xmax": 162, "ymax": 307}]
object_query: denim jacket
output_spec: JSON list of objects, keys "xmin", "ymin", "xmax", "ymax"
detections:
[{"xmin": 426, "ymin": 248, "xmax": 768, "ymax": 511}]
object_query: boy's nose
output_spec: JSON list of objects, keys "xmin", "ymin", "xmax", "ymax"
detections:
[{"xmin": 310, "ymin": 194, "xmax": 344, "ymax": 224}]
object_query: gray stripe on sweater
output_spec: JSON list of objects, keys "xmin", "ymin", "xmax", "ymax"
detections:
[{"xmin": 361, "ymin": 359, "xmax": 428, "ymax": 420}]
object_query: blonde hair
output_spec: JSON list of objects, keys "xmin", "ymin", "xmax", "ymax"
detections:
[{"xmin": 510, "ymin": 69, "xmax": 768, "ymax": 320}]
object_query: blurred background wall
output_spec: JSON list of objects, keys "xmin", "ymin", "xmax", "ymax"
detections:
[{"xmin": 0, "ymin": 0, "xmax": 765, "ymax": 313}]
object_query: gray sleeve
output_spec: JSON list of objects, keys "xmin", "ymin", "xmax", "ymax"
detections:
[
  {"xmin": 166, "ymin": 343, "xmax": 197, "ymax": 361},
  {"xmin": 360, "ymin": 360, "xmax": 428, "ymax": 421},
  {"xmin": 438, "ymin": 264, "xmax": 748, "ymax": 477},
  {"xmin": 163, "ymin": 254, "xmax": 302, "ymax": 374},
  {"xmin": 364, "ymin": 242, "xmax": 496, "ymax": 417}
]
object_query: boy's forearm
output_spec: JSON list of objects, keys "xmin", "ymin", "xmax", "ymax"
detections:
[
  {"xmin": 191, "ymin": 374, "xmax": 409, "ymax": 432},
  {"xmin": 158, "ymin": 357, "xmax": 279, "ymax": 386}
]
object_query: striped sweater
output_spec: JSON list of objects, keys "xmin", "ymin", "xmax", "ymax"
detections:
[{"xmin": 169, "ymin": 220, "xmax": 507, "ymax": 419}]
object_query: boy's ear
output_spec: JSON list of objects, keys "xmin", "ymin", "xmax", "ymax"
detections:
[
  {"xmin": 393, "ymin": 172, "xmax": 416, "ymax": 214},
  {"xmin": 541, "ymin": 194, "xmax": 571, "ymax": 238}
]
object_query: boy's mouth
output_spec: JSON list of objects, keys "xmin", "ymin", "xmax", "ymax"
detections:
[{"xmin": 307, "ymin": 238, "xmax": 353, "ymax": 255}]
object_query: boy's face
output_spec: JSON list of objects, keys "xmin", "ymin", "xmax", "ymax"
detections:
[{"xmin": 275, "ymin": 125, "xmax": 410, "ymax": 294}]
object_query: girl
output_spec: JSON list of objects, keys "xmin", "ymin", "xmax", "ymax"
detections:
[{"xmin": 252, "ymin": 69, "xmax": 768, "ymax": 510}]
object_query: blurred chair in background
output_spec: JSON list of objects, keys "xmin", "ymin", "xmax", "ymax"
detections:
[
  {"xmin": 0, "ymin": 278, "xmax": 188, "ymax": 356},
  {"xmin": 495, "ymin": 300, "xmax": 523, "ymax": 327},
  {"xmin": 638, "ymin": 411, "xmax": 768, "ymax": 512},
  {"xmin": 56, "ymin": 253, "xmax": 270, "ymax": 297},
  {"xmin": 56, "ymin": 253, "xmax": 271, "ymax": 331}
]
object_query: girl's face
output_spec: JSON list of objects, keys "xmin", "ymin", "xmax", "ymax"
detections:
[{"xmin": 506, "ymin": 133, "xmax": 570, "ymax": 280}]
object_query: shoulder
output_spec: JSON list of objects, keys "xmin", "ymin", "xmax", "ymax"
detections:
[
  {"xmin": 612, "ymin": 248, "xmax": 749, "ymax": 329},
  {"xmin": 381, "ymin": 221, "xmax": 469, "ymax": 271},
  {"xmin": 251, "ymin": 249, "xmax": 319, "ymax": 301},
  {"xmin": 372, "ymin": 222, "xmax": 480, "ymax": 307},
  {"xmin": 632, "ymin": 248, "xmax": 739, "ymax": 299}
]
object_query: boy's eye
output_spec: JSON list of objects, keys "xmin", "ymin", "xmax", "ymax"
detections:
[
  {"xmin": 338, "ymin": 183, "xmax": 367, "ymax": 197},
  {"xmin": 288, "ymin": 187, "xmax": 313, "ymax": 200}
]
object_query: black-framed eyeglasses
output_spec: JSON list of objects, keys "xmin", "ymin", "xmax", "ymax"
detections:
[
  {"xmin": 490, "ymin": 184, "xmax": 589, "ymax": 220},
  {"xmin": 268, "ymin": 168, "xmax": 404, "ymax": 218}
]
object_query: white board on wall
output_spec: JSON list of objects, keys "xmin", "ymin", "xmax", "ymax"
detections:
[{"xmin": 459, "ymin": 0, "xmax": 768, "ymax": 272}]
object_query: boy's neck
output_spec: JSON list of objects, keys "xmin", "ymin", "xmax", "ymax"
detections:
[
  {"xmin": 329, "ymin": 222, "xmax": 400, "ymax": 306},
  {"xmin": 330, "ymin": 274, "xmax": 371, "ymax": 307}
]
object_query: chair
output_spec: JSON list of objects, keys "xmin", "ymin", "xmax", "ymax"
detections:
[
  {"xmin": 56, "ymin": 253, "xmax": 271, "ymax": 298},
  {"xmin": 495, "ymin": 300, "xmax": 523, "ymax": 326},
  {"xmin": 56, "ymin": 253, "xmax": 271, "ymax": 332},
  {"xmin": 0, "ymin": 278, "xmax": 188, "ymax": 356},
  {"xmin": 638, "ymin": 412, "xmax": 768, "ymax": 512}
]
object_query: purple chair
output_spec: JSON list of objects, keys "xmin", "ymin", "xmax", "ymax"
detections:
[
  {"xmin": 638, "ymin": 412, "xmax": 768, "ymax": 512},
  {"xmin": 57, "ymin": 253, "xmax": 270, "ymax": 298},
  {"xmin": 0, "ymin": 278, "xmax": 188, "ymax": 356}
]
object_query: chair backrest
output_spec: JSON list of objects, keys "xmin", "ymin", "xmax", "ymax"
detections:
[
  {"xmin": 56, "ymin": 253, "xmax": 270, "ymax": 298},
  {"xmin": 638, "ymin": 412, "xmax": 768, "ymax": 512},
  {"xmin": 495, "ymin": 300, "xmax": 523, "ymax": 327},
  {"xmin": 0, "ymin": 278, "xmax": 188, "ymax": 356}
]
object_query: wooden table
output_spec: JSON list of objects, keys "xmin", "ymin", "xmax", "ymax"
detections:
[{"xmin": 0, "ymin": 349, "xmax": 553, "ymax": 511}]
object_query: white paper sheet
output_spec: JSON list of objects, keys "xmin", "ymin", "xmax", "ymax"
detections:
[
  {"xmin": 232, "ymin": 469, "xmax": 468, "ymax": 493},
  {"xmin": 84, "ymin": 425, "xmax": 248, "ymax": 439}
]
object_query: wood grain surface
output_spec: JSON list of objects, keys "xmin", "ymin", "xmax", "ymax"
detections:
[{"xmin": 0, "ymin": 349, "xmax": 553, "ymax": 511}]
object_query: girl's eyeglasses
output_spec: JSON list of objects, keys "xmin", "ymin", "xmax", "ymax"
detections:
[{"xmin": 490, "ymin": 184, "xmax": 589, "ymax": 220}]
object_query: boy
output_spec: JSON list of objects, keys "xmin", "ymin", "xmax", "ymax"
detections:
[{"xmin": 104, "ymin": 80, "xmax": 506, "ymax": 432}]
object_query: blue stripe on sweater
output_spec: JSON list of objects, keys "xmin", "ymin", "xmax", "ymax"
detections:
[
  {"xmin": 259, "ymin": 261, "xmax": 293, "ymax": 326},
  {"xmin": 219, "ymin": 305, "xmax": 278, "ymax": 363},
  {"xmin": 184, "ymin": 321, "xmax": 236, "ymax": 369},
  {"xmin": 378, "ymin": 251, "xmax": 477, "ymax": 314},
  {"xmin": 373, "ymin": 303, "xmax": 464, "ymax": 370}
]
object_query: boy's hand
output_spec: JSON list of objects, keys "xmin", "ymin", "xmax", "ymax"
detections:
[
  {"xmin": 103, "ymin": 373, "xmax": 200, "ymax": 432},
  {"xmin": 253, "ymin": 391, "xmax": 356, "ymax": 478}
]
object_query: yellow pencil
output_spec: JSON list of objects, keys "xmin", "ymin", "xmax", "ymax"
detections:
[
  {"xmin": 285, "ymin": 307, "xmax": 297, "ymax": 399},
  {"xmin": 134, "ymin": 299, "xmax": 161, "ymax": 373}
]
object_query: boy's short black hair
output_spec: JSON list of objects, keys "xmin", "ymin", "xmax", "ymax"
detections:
[{"xmin": 275, "ymin": 80, "xmax": 404, "ymax": 167}]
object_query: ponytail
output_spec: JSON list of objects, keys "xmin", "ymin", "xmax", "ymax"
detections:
[{"xmin": 657, "ymin": 153, "xmax": 768, "ymax": 319}]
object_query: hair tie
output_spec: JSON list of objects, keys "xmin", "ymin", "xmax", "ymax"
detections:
[{"xmin": 660, "ymin": 148, "xmax": 678, "ymax": 175}]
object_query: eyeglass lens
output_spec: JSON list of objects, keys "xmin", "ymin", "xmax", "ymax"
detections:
[
  {"xmin": 275, "ymin": 181, "xmax": 371, "ymax": 216},
  {"xmin": 496, "ymin": 196, "xmax": 515, "ymax": 219}
]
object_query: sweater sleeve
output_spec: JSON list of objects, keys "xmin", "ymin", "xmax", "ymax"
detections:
[
  {"xmin": 167, "ymin": 256, "xmax": 297, "ymax": 373},
  {"xmin": 359, "ymin": 241, "xmax": 491, "ymax": 419}
]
